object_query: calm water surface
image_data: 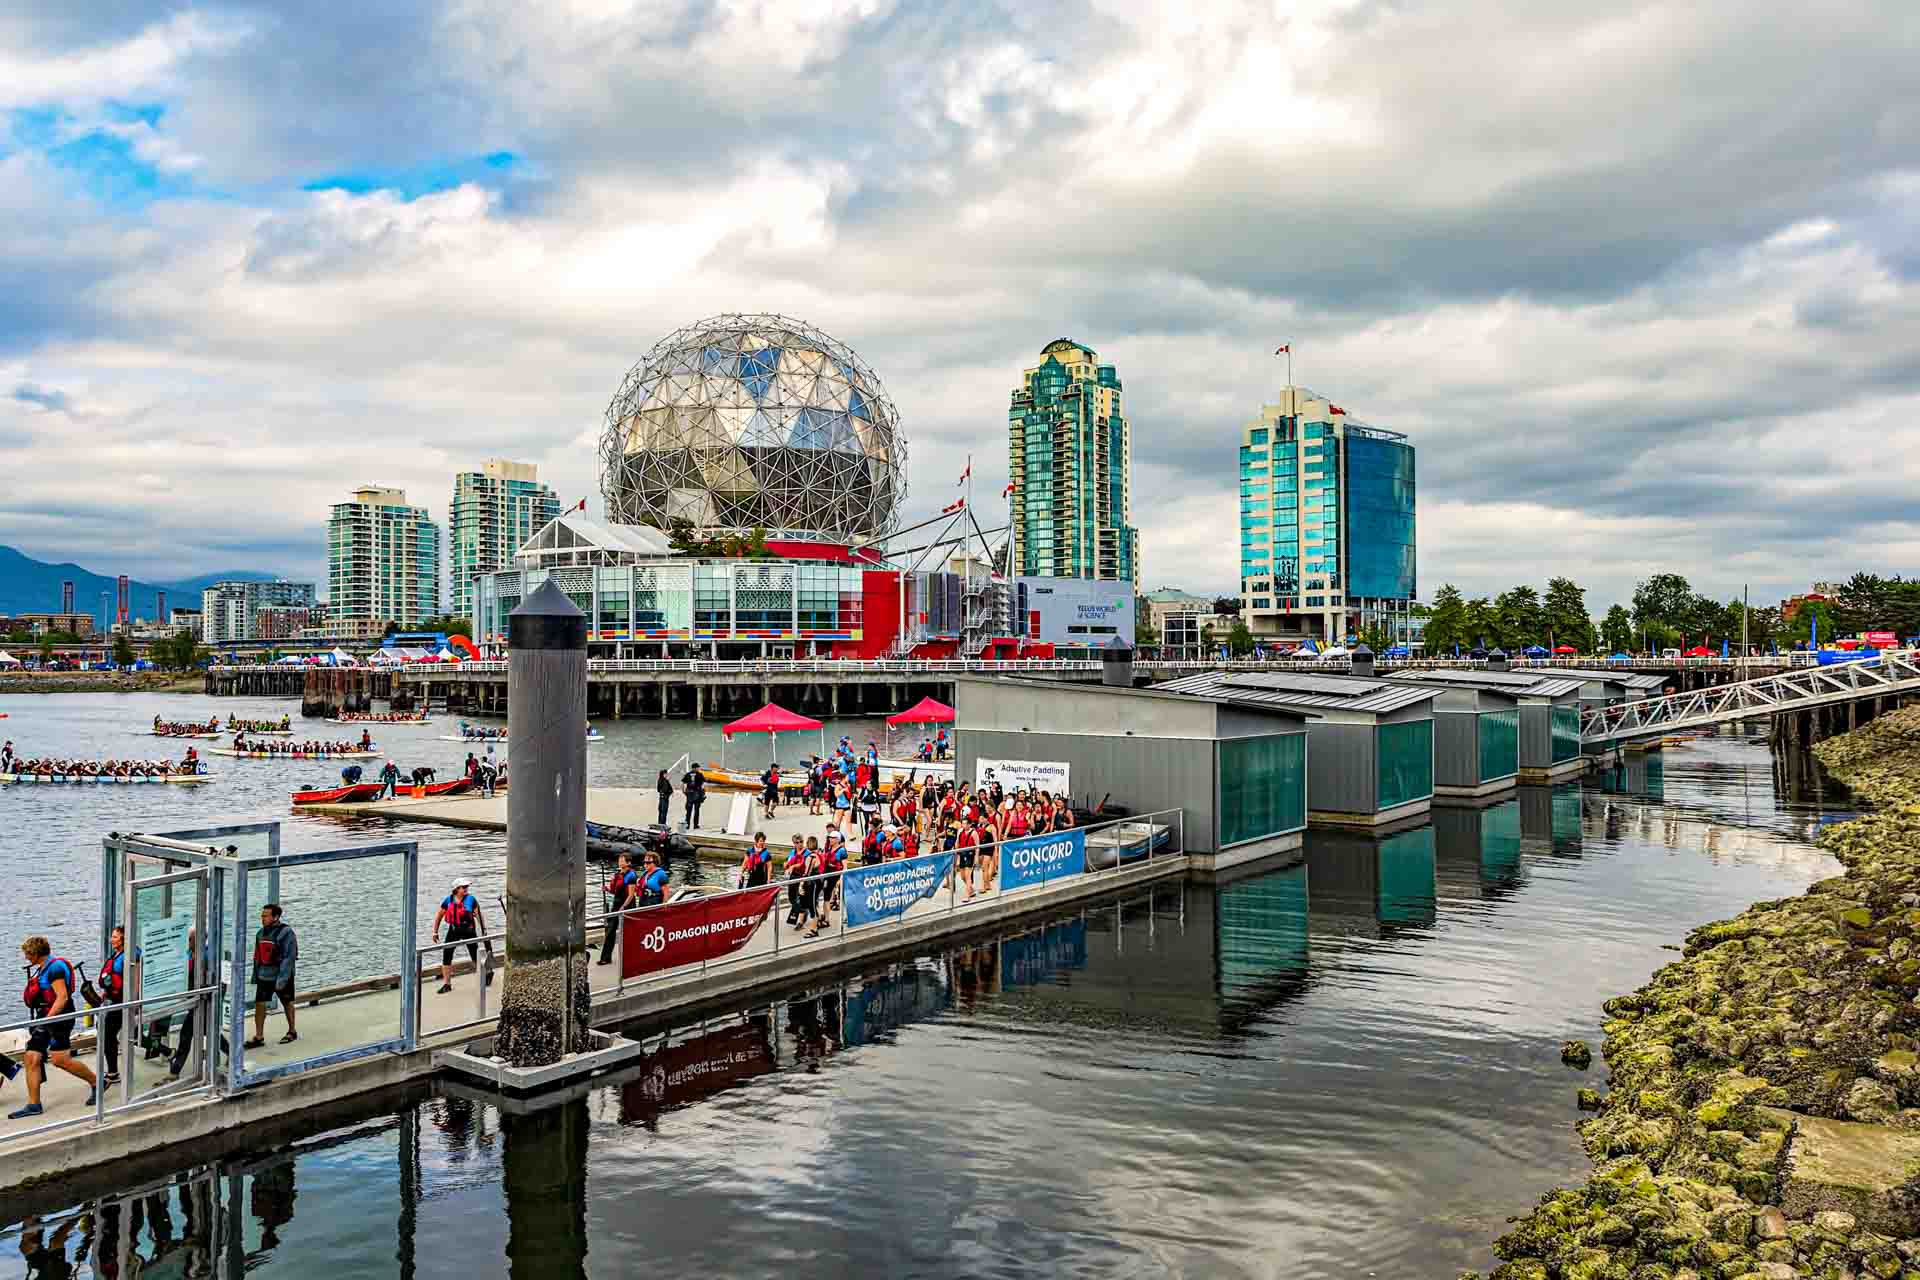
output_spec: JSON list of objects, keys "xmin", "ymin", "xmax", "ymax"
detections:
[{"xmin": 0, "ymin": 698, "xmax": 1851, "ymax": 1278}]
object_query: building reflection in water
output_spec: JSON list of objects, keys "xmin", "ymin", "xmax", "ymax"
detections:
[
  {"xmin": 1596, "ymin": 751, "xmax": 1666, "ymax": 800},
  {"xmin": 1307, "ymin": 826, "xmax": 1438, "ymax": 935},
  {"xmin": 1518, "ymin": 784, "xmax": 1585, "ymax": 858},
  {"xmin": 1432, "ymin": 800, "xmax": 1524, "ymax": 901}
]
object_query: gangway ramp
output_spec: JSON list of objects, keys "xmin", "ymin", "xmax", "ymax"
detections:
[{"xmin": 1580, "ymin": 652, "xmax": 1920, "ymax": 744}]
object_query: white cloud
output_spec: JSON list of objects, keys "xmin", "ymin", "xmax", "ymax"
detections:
[{"xmin": 0, "ymin": 0, "xmax": 1915, "ymax": 610}]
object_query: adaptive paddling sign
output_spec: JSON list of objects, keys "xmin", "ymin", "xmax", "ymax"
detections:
[
  {"xmin": 999, "ymin": 828, "xmax": 1087, "ymax": 893},
  {"xmin": 974, "ymin": 758, "xmax": 1070, "ymax": 795},
  {"xmin": 620, "ymin": 886, "xmax": 781, "ymax": 980},
  {"xmin": 843, "ymin": 852, "xmax": 954, "ymax": 927}
]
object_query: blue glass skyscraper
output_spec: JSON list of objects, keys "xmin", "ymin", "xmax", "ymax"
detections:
[{"xmin": 1239, "ymin": 388, "xmax": 1415, "ymax": 645}]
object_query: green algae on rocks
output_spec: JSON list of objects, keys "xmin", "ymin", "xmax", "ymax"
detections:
[{"xmin": 1469, "ymin": 705, "xmax": 1920, "ymax": 1280}]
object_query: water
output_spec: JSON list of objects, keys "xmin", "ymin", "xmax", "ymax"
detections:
[{"xmin": 0, "ymin": 701, "xmax": 1851, "ymax": 1278}]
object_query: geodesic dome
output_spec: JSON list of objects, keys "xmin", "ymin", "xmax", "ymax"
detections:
[{"xmin": 598, "ymin": 313, "xmax": 906, "ymax": 540}]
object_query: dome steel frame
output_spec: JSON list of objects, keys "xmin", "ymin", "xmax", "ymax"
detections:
[{"xmin": 598, "ymin": 312, "xmax": 907, "ymax": 541}]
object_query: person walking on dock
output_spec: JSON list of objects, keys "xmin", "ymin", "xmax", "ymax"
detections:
[
  {"xmin": 435, "ymin": 879, "xmax": 488, "ymax": 992},
  {"xmin": 244, "ymin": 906, "xmax": 298, "ymax": 1049},
  {"xmin": 10, "ymin": 937, "xmax": 96, "ymax": 1118},
  {"xmin": 681, "ymin": 765, "xmax": 706, "ymax": 831},
  {"xmin": 98, "ymin": 927, "xmax": 128, "ymax": 1086},
  {"xmin": 738, "ymin": 832, "xmax": 771, "ymax": 889},
  {"xmin": 597, "ymin": 855, "xmax": 637, "ymax": 966},
  {"xmin": 655, "ymin": 769, "xmax": 673, "ymax": 826}
]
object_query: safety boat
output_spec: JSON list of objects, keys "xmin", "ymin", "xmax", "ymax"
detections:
[{"xmin": 2, "ymin": 772, "xmax": 213, "ymax": 785}]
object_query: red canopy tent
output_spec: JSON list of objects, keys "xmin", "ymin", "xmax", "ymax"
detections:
[
  {"xmin": 721, "ymin": 702, "xmax": 825, "ymax": 767},
  {"xmin": 1553, "ymin": 644, "xmax": 1578, "ymax": 654},
  {"xmin": 885, "ymin": 697, "xmax": 955, "ymax": 727},
  {"xmin": 1683, "ymin": 645, "xmax": 1712, "ymax": 658}
]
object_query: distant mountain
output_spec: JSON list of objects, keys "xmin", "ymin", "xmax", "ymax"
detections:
[{"xmin": 0, "ymin": 546, "xmax": 285, "ymax": 620}]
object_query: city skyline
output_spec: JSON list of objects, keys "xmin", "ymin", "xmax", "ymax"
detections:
[{"xmin": 3, "ymin": 5, "xmax": 1917, "ymax": 613}]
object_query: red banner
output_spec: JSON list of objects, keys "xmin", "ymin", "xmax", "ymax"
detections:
[
  {"xmin": 619, "ymin": 1023, "xmax": 775, "ymax": 1123},
  {"xmin": 620, "ymin": 886, "xmax": 781, "ymax": 979}
]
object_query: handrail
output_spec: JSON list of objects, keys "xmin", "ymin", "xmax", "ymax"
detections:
[
  {"xmin": 0, "ymin": 983, "xmax": 224, "ymax": 1146},
  {"xmin": 400, "ymin": 807, "xmax": 1183, "ymax": 1029}
]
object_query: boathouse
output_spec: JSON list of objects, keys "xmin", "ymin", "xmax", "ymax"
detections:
[
  {"xmin": 1400, "ymin": 682, "xmax": 1521, "ymax": 801},
  {"xmin": 1152, "ymin": 669, "xmax": 1437, "ymax": 829},
  {"xmin": 1385, "ymin": 668, "xmax": 1587, "ymax": 782},
  {"xmin": 951, "ymin": 675, "xmax": 1311, "ymax": 869}
]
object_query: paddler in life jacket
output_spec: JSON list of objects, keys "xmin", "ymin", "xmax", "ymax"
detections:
[
  {"xmin": 433, "ymin": 877, "xmax": 486, "ymax": 994},
  {"xmin": 10, "ymin": 936, "xmax": 96, "ymax": 1118},
  {"xmin": 99, "ymin": 926, "xmax": 128, "ymax": 1085}
]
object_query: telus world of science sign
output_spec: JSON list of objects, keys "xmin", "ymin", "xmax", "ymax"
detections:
[{"xmin": 1016, "ymin": 577, "xmax": 1134, "ymax": 647}]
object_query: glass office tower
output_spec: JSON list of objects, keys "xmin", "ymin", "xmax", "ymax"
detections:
[{"xmin": 1239, "ymin": 388, "xmax": 1415, "ymax": 645}]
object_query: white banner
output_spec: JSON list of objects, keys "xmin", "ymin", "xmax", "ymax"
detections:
[{"xmin": 975, "ymin": 758, "xmax": 1071, "ymax": 796}]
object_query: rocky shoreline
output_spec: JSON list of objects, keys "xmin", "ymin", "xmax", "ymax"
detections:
[
  {"xmin": 0, "ymin": 673, "xmax": 202, "ymax": 695},
  {"xmin": 1473, "ymin": 705, "xmax": 1920, "ymax": 1280}
]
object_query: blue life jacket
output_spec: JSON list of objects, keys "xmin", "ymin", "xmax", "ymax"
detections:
[{"xmin": 640, "ymin": 868, "xmax": 670, "ymax": 905}]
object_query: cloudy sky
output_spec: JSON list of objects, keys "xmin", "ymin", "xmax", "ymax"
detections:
[{"xmin": 4, "ymin": 1, "xmax": 1917, "ymax": 612}]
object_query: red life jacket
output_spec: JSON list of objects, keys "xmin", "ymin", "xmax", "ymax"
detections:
[
  {"xmin": 23, "ymin": 958, "xmax": 74, "ymax": 1015},
  {"xmin": 606, "ymin": 869, "xmax": 635, "ymax": 900},
  {"xmin": 253, "ymin": 933, "xmax": 280, "ymax": 968},
  {"xmin": 102, "ymin": 950, "xmax": 125, "ymax": 1000},
  {"xmin": 443, "ymin": 894, "xmax": 477, "ymax": 929}
]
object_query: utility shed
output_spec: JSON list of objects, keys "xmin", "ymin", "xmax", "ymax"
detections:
[
  {"xmin": 1395, "ymin": 682, "xmax": 1520, "ymax": 801},
  {"xmin": 1546, "ymin": 667, "xmax": 1670, "ymax": 707},
  {"xmin": 952, "ymin": 676, "xmax": 1313, "ymax": 871},
  {"xmin": 1154, "ymin": 670, "xmax": 1437, "ymax": 829},
  {"xmin": 1386, "ymin": 668, "xmax": 1587, "ymax": 782}
]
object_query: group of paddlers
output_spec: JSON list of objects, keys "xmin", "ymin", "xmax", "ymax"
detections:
[
  {"xmin": 231, "ymin": 730, "xmax": 372, "ymax": 756},
  {"xmin": 2, "ymin": 741, "xmax": 202, "ymax": 776},
  {"xmin": 151, "ymin": 717, "xmax": 221, "ymax": 737},
  {"xmin": 227, "ymin": 716, "xmax": 293, "ymax": 734},
  {"xmin": 334, "ymin": 711, "xmax": 426, "ymax": 723}
]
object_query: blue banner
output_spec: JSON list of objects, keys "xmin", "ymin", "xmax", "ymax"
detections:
[
  {"xmin": 844, "ymin": 852, "xmax": 953, "ymax": 926},
  {"xmin": 999, "ymin": 828, "xmax": 1087, "ymax": 893}
]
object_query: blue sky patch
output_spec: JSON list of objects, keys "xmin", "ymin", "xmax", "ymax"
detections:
[
  {"xmin": 8, "ymin": 105, "xmax": 190, "ymax": 209},
  {"xmin": 304, "ymin": 151, "xmax": 520, "ymax": 200}
]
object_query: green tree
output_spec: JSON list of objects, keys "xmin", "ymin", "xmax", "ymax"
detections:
[
  {"xmin": 1631, "ymin": 574, "xmax": 1693, "ymax": 636},
  {"xmin": 38, "ymin": 638, "xmax": 53, "ymax": 666},
  {"xmin": 1600, "ymin": 604, "xmax": 1634, "ymax": 655},
  {"xmin": 1200, "ymin": 623, "xmax": 1216, "ymax": 652},
  {"xmin": 1464, "ymin": 597, "xmax": 1498, "ymax": 650},
  {"xmin": 1211, "ymin": 596, "xmax": 1242, "ymax": 617},
  {"xmin": 112, "ymin": 632, "xmax": 136, "ymax": 667},
  {"xmin": 1133, "ymin": 602, "xmax": 1157, "ymax": 649},
  {"xmin": 1424, "ymin": 584, "xmax": 1467, "ymax": 654},
  {"xmin": 1494, "ymin": 586, "xmax": 1543, "ymax": 650},
  {"xmin": 1543, "ymin": 577, "xmax": 1591, "ymax": 651},
  {"xmin": 1227, "ymin": 622, "xmax": 1255, "ymax": 657},
  {"xmin": 1787, "ymin": 599, "xmax": 1838, "ymax": 648},
  {"xmin": 418, "ymin": 614, "xmax": 475, "ymax": 639}
]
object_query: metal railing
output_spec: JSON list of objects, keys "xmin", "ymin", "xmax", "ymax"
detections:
[
  {"xmin": 583, "ymin": 806, "xmax": 1186, "ymax": 998},
  {"xmin": 403, "ymin": 807, "xmax": 1185, "ymax": 1037},
  {"xmin": 0, "ymin": 984, "xmax": 221, "ymax": 1147},
  {"xmin": 1580, "ymin": 650, "xmax": 1920, "ymax": 742}
]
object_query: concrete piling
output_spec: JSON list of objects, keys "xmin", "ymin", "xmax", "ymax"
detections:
[{"xmin": 495, "ymin": 580, "xmax": 592, "ymax": 1067}]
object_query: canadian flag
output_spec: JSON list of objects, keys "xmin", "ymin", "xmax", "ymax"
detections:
[
  {"xmin": 1329, "ymin": 405, "xmax": 1346, "ymax": 415},
  {"xmin": 574, "ymin": 498, "xmax": 588, "ymax": 511},
  {"xmin": 1002, "ymin": 481, "xmax": 1015, "ymax": 498},
  {"xmin": 942, "ymin": 497, "xmax": 966, "ymax": 515},
  {"xmin": 957, "ymin": 462, "xmax": 971, "ymax": 486},
  {"xmin": 1274, "ymin": 344, "xmax": 1290, "ymax": 355}
]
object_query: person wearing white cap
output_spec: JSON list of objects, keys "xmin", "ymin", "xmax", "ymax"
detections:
[{"xmin": 432, "ymin": 876, "xmax": 488, "ymax": 994}]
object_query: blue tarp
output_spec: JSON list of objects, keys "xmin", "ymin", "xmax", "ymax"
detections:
[
  {"xmin": 1383, "ymin": 645, "xmax": 1410, "ymax": 657},
  {"xmin": 1521, "ymin": 645, "xmax": 1549, "ymax": 656},
  {"xmin": 1608, "ymin": 652, "xmax": 1633, "ymax": 662}
]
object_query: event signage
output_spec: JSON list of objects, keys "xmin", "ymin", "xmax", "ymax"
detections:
[
  {"xmin": 843, "ymin": 852, "xmax": 954, "ymax": 927},
  {"xmin": 620, "ymin": 1023, "xmax": 774, "ymax": 1120},
  {"xmin": 999, "ymin": 828, "xmax": 1087, "ymax": 893},
  {"xmin": 975, "ymin": 758, "xmax": 1071, "ymax": 795},
  {"xmin": 620, "ymin": 885, "xmax": 781, "ymax": 980}
]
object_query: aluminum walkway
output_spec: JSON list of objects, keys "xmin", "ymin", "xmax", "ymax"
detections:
[{"xmin": 1581, "ymin": 652, "xmax": 1920, "ymax": 744}]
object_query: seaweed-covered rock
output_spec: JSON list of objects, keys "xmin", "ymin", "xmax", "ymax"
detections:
[
  {"xmin": 1467, "ymin": 707, "xmax": 1920, "ymax": 1279},
  {"xmin": 1563, "ymin": 1040, "xmax": 1595, "ymax": 1070}
]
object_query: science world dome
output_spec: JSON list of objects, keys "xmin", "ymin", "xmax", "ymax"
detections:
[{"xmin": 598, "ymin": 313, "xmax": 907, "ymax": 541}]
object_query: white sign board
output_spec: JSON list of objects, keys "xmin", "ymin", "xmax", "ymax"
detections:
[
  {"xmin": 724, "ymin": 791, "xmax": 754, "ymax": 837},
  {"xmin": 138, "ymin": 911, "xmax": 193, "ymax": 1009},
  {"xmin": 975, "ymin": 758, "xmax": 1071, "ymax": 796}
]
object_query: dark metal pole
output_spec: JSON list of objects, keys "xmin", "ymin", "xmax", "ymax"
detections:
[{"xmin": 496, "ymin": 580, "xmax": 590, "ymax": 1066}]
